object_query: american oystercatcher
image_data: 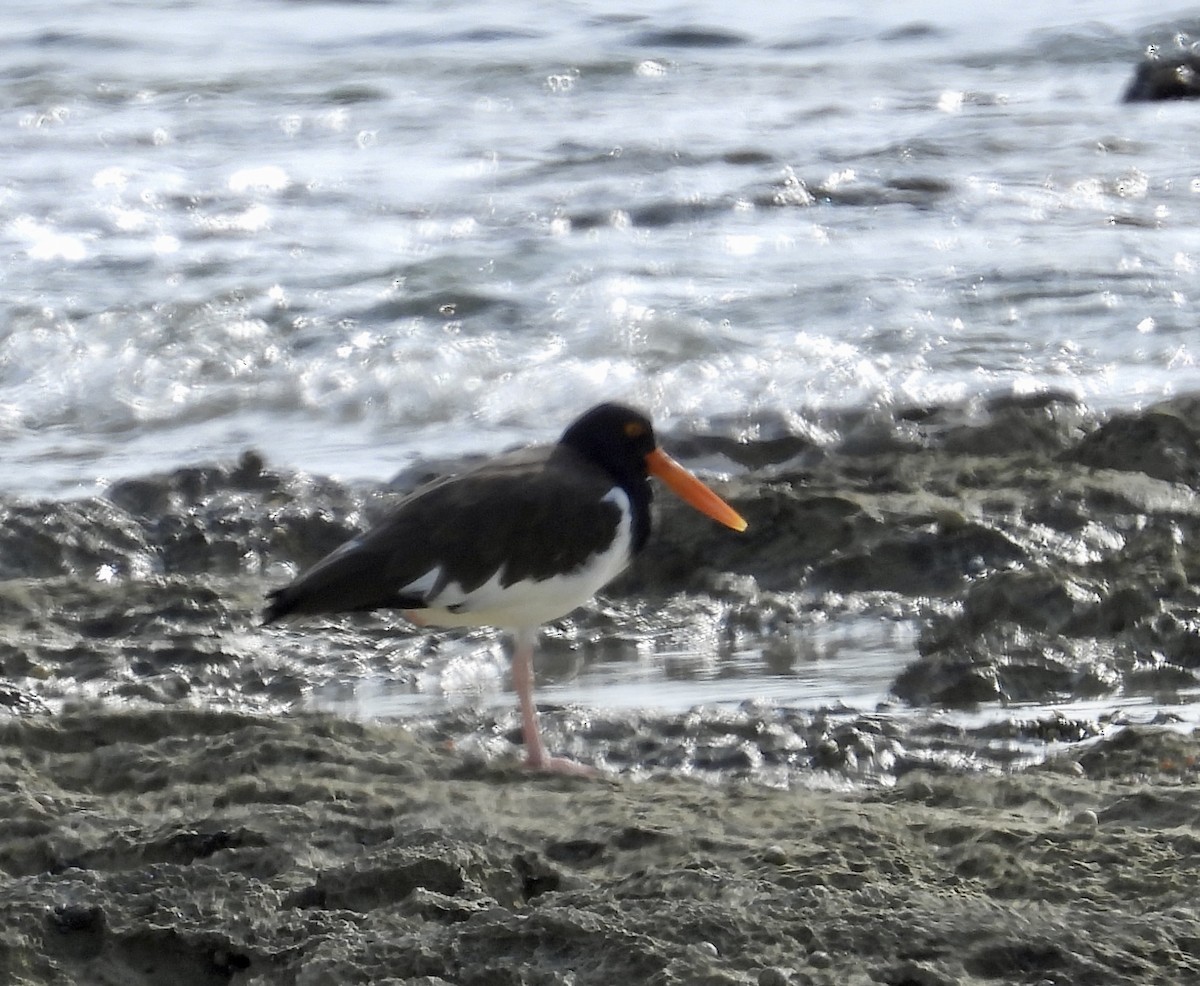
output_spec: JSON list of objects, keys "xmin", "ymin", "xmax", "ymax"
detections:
[{"xmin": 263, "ymin": 402, "xmax": 747, "ymax": 774}]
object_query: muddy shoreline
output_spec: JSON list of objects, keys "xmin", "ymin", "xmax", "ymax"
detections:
[
  {"xmin": 5, "ymin": 393, "xmax": 1200, "ymax": 982},
  {"xmin": 4, "ymin": 393, "xmax": 1200, "ymax": 746},
  {"xmin": 4, "ymin": 708, "xmax": 1200, "ymax": 985}
]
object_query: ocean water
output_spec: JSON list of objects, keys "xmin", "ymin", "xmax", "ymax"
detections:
[{"xmin": 2, "ymin": 0, "xmax": 1197, "ymax": 497}]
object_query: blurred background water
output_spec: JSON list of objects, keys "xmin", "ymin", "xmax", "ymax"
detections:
[{"xmin": 2, "ymin": 0, "xmax": 1197, "ymax": 496}]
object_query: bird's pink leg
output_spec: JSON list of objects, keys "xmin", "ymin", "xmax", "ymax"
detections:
[{"xmin": 511, "ymin": 629, "xmax": 593, "ymax": 776}]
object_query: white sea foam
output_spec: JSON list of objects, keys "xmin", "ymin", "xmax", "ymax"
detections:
[{"xmin": 0, "ymin": 0, "xmax": 1191, "ymax": 494}]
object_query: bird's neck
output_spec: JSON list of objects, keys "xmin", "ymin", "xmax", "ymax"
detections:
[{"xmin": 624, "ymin": 475, "xmax": 653, "ymax": 554}]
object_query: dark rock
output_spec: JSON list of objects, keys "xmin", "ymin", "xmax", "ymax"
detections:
[
  {"xmin": 897, "ymin": 629, "xmax": 1118, "ymax": 708},
  {"xmin": 1124, "ymin": 50, "xmax": 1200, "ymax": 102},
  {"xmin": 814, "ymin": 521, "xmax": 1025, "ymax": 595},
  {"xmin": 1064, "ymin": 409, "xmax": 1200, "ymax": 486},
  {"xmin": 106, "ymin": 477, "xmax": 173, "ymax": 518},
  {"xmin": 48, "ymin": 901, "xmax": 106, "ymax": 934},
  {"xmin": 942, "ymin": 393, "xmax": 1085, "ymax": 457}
]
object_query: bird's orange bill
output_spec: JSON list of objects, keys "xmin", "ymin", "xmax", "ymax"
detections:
[{"xmin": 645, "ymin": 448, "xmax": 748, "ymax": 532}]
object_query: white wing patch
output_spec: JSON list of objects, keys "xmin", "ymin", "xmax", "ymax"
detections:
[
  {"xmin": 398, "ymin": 565, "xmax": 444, "ymax": 602},
  {"xmin": 410, "ymin": 487, "xmax": 634, "ymax": 631}
]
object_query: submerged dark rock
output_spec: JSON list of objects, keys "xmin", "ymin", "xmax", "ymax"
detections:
[{"xmin": 1124, "ymin": 50, "xmax": 1200, "ymax": 102}]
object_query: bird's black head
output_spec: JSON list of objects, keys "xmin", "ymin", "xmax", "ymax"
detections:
[
  {"xmin": 559, "ymin": 401, "xmax": 748, "ymax": 554},
  {"xmin": 558, "ymin": 402, "xmax": 658, "ymax": 488}
]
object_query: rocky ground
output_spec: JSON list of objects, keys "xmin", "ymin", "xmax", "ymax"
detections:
[
  {"xmin": 4, "ymin": 392, "xmax": 1200, "ymax": 983},
  {"xmin": 4, "ymin": 391, "xmax": 1200, "ymax": 725},
  {"xmin": 3, "ymin": 708, "xmax": 1200, "ymax": 986}
]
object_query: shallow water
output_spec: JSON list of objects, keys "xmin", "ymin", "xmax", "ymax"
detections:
[
  {"xmin": 311, "ymin": 611, "xmax": 919, "ymax": 718},
  {"xmin": 4, "ymin": 0, "xmax": 1198, "ymax": 498},
  {"xmin": 307, "ymin": 614, "xmax": 1200, "ymax": 770}
]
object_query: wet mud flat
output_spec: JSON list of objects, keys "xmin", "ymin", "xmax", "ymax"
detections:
[
  {"xmin": 5, "ymin": 393, "xmax": 1200, "ymax": 982},
  {"xmin": 4, "ymin": 708, "xmax": 1200, "ymax": 986},
  {"xmin": 4, "ymin": 390, "xmax": 1200, "ymax": 729}
]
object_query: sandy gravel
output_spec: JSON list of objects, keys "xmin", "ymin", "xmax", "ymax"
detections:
[{"xmin": 3, "ymin": 708, "xmax": 1200, "ymax": 986}]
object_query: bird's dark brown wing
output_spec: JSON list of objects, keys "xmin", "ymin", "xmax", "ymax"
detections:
[{"xmin": 262, "ymin": 445, "xmax": 628, "ymax": 623}]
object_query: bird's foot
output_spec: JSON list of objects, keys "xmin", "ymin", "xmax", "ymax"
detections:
[{"xmin": 522, "ymin": 752, "xmax": 596, "ymax": 777}]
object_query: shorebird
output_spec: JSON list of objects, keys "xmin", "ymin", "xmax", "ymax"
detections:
[{"xmin": 263, "ymin": 402, "xmax": 747, "ymax": 774}]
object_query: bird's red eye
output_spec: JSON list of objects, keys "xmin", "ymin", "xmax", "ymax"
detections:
[{"xmin": 624, "ymin": 421, "xmax": 645, "ymax": 439}]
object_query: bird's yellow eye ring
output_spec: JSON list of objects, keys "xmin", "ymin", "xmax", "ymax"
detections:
[{"xmin": 624, "ymin": 421, "xmax": 645, "ymax": 439}]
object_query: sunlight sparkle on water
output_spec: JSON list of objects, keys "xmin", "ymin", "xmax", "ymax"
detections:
[{"xmin": 228, "ymin": 165, "xmax": 291, "ymax": 193}]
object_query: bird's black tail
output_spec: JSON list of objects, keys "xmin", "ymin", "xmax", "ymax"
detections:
[{"xmin": 261, "ymin": 587, "xmax": 294, "ymax": 626}]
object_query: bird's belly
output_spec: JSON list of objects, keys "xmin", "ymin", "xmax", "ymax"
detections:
[
  {"xmin": 414, "ymin": 565, "xmax": 623, "ymax": 629},
  {"xmin": 412, "ymin": 500, "xmax": 634, "ymax": 631}
]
